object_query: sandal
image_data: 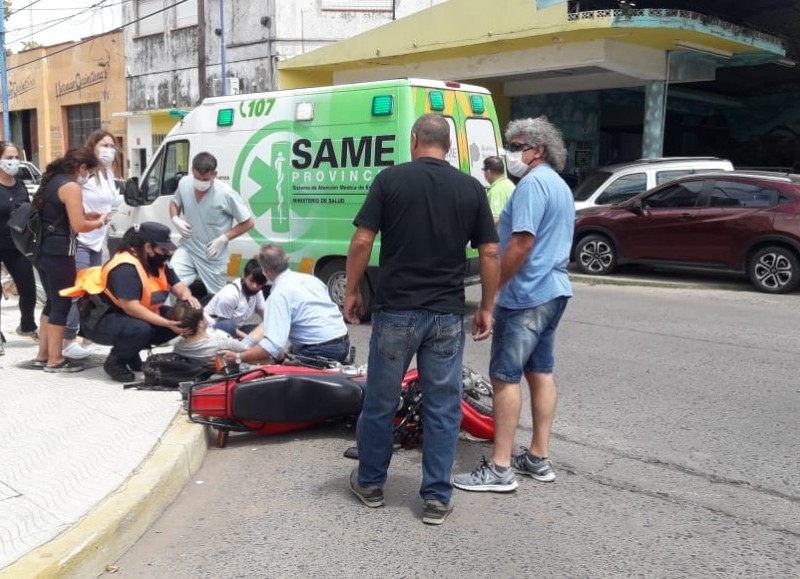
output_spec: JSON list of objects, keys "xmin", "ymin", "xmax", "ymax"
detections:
[
  {"xmin": 43, "ymin": 359, "xmax": 85, "ymax": 373},
  {"xmin": 30, "ymin": 359, "xmax": 48, "ymax": 369}
]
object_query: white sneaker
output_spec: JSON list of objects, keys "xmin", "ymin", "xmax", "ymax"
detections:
[{"xmin": 62, "ymin": 342, "xmax": 92, "ymax": 360}]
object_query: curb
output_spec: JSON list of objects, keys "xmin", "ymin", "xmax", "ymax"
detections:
[
  {"xmin": 0, "ymin": 413, "xmax": 208, "ymax": 579},
  {"xmin": 570, "ymin": 273, "xmax": 741, "ymax": 292}
]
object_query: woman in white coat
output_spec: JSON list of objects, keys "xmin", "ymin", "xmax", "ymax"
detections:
[{"xmin": 62, "ymin": 130, "xmax": 122, "ymax": 359}]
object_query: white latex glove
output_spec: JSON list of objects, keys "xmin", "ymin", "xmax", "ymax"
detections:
[
  {"xmin": 171, "ymin": 215, "xmax": 193, "ymax": 239},
  {"xmin": 206, "ymin": 234, "xmax": 229, "ymax": 259}
]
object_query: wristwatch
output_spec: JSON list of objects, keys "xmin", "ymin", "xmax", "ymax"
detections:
[{"xmin": 235, "ymin": 353, "xmax": 242, "ymax": 365}]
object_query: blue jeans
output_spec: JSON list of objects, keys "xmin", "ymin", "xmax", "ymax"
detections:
[
  {"xmin": 356, "ymin": 309, "xmax": 464, "ymax": 504},
  {"xmin": 65, "ymin": 244, "xmax": 103, "ymax": 339},
  {"xmin": 292, "ymin": 334, "xmax": 350, "ymax": 364},
  {"xmin": 213, "ymin": 319, "xmax": 258, "ymax": 339},
  {"xmin": 489, "ymin": 297, "xmax": 569, "ymax": 383}
]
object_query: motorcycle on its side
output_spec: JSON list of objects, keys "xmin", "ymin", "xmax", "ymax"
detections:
[{"xmin": 187, "ymin": 357, "xmax": 494, "ymax": 448}]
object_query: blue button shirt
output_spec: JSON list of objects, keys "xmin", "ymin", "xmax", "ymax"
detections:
[
  {"xmin": 258, "ymin": 269, "xmax": 347, "ymax": 358},
  {"xmin": 497, "ymin": 164, "xmax": 574, "ymax": 309}
]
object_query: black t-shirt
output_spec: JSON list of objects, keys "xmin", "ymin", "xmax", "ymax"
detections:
[
  {"xmin": 354, "ymin": 157, "xmax": 498, "ymax": 314},
  {"xmin": 104, "ymin": 263, "xmax": 180, "ymax": 310},
  {"xmin": 40, "ymin": 174, "xmax": 75, "ymax": 256},
  {"xmin": 0, "ymin": 178, "xmax": 29, "ymax": 249}
]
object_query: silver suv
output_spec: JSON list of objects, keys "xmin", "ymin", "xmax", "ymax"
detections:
[{"xmin": 573, "ymin": 157, "xmax": 734, "ymax": 211}]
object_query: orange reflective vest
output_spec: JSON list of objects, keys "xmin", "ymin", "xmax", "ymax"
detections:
[{"xmin": 60, "ymin": 252, "xmax": 171, "ymax": 313}]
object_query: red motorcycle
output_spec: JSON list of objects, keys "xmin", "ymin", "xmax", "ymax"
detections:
[{"xmin": 187, "ymin": 358, "xmax": 494, "ymax": 448}]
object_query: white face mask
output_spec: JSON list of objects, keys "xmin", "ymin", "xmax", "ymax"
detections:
[
  {"xmin": 98, "ymin": 147, "xmax": 116, "ymax": 167},
  {"xmin": 77, "ymin": 173, "xmax": 90, "ymax": 186},
  {"xmin": 0, "ymin": 159, "xmax": 20, "ymax": 176},
  {"xmin": 194, "ymin": 178, "xmax": 213, "ymax": 192},
  {"xmin": 505, "ymin": 151, "xmax": 530, "ymax": 178}
]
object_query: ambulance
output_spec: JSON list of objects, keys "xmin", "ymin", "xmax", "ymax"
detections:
[{"xmin": 112, "ymin": 78, "xmax": 503, "ymax": 312}]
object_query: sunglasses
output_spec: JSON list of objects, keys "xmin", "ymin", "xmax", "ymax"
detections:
[{"xmin": 506, "ymin": 142, "xmax": 534, "ymax": 153}]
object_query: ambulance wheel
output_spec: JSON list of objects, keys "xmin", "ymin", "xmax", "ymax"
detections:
[{"xmin": 319, "ymin": 260, "xmax": 372, "ymax": 321}]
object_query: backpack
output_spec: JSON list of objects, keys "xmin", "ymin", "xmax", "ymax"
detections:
[
  {"xmin": 8, "ymin": 196, "xmax": 66, "ymax": 262},
  {"xmin": 140, "ymin": 353, "xmax": 213, "ymax": 388}
]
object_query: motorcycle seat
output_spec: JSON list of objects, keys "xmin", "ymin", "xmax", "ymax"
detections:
[{"xmin": 232, "ymin": 372, "xmax": 365, "ymax": 423}]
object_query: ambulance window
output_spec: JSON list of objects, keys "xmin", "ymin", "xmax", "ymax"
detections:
[
  {"xmin": 466, "ymin": 118, "xmax": 498, "ymax": 185},
  {"xmin": 444, "ymin": 117, "xmax": 459, "ymax": 169},
  {"xmin": 143, "ymin": 140, "xmax": 190, "ymax": 202}
]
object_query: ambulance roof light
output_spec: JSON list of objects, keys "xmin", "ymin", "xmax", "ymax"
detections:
[
  {"xmin": 469, "ymin": 95, "xmax": 485, "ymax": 114},
  {"xmin": 428, "ymin": 91, "xmax": 445, "ymax": 111},
  {"xmin": 216, "ymin": 108, "xmax": 234, "ymax": 126},
  {"xmin": 371, "ymin": 95, "xmax": 393, "ymax": 116},
  {"xmin": 296, "ymin": 102, "xmax": 315, "ymax": 121}
]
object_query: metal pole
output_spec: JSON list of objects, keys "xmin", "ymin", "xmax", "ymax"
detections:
[
  {"xmin": 198, "ymin": 0, "xmax": 206, "ymax": 101},
  {"xmin": 660, "ymin": 50, "xmax": 672, "ymax": 152},
  {"xmin": 219, "ymin": 0, "xmax": 227, "ymax": 95},
  {"xmin": 1, "ymin": 12, "xmax": 11, "ymax": 140}
]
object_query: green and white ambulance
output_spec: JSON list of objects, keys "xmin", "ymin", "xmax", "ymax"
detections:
[{"xmin": 114, "ymin": 78, "xmax": 502, "ymax": 311}]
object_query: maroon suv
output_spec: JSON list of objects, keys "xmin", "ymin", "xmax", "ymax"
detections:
[{"xmin": 572, "ymin": 171, "xmax": 800, "ymax": 293}]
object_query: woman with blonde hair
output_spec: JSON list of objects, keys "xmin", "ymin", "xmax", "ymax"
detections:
[{"xmin": 63, "ymin": 130, "xmax": 122, "ymax": 359}]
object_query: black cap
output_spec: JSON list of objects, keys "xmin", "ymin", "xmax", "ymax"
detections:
[{"xmin": 137, "ymin": 222, "xmax": 177, "ymax": 251}]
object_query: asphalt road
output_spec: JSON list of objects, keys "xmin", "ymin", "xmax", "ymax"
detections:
[{"xmin": 107, "ymin": 281, "xmax": 800, "ymax": 578}]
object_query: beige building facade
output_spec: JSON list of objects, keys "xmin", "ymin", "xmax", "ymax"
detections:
[{"xmin": 1, "ymin": 30, "xmax": 127, "ymax": 173}]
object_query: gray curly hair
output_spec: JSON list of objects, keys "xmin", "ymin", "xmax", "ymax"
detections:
[
  {"xmin": 258, "ymin": 243, "xmax": 290, "ymax": 275},
  {"xmin": 505, "ymin": 116, "xmax": 567, "ymax": 172}
]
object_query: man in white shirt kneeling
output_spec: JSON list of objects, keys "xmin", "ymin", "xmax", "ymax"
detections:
[{"xmin": 204, "ymin": 258, "xmax": 267, "ymax": 337}]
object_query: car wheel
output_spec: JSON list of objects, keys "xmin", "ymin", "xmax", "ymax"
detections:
[
  {"xmin": 575, "ymin": 234, "xmax": 617, "ymax": 275},
  {"xmin": 747, "ymin": 246, "xmax": 800, "ymax": 294},
  {"xmin": 318, "ymin": 259, "xmax": 373, "ymax": 320}
]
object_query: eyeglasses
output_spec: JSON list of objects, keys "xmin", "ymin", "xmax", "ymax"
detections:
[{"xmin": 506, "ymin": 142, "xmax": 534, "ymax": 153}]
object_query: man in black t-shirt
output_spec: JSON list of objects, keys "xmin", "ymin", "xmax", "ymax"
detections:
[{"xmin": 344, "ymin": 113, "xmax": 500, "ymax": 525}]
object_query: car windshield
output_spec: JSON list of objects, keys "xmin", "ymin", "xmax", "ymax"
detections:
[{"xmin": 573, "ymin": 170, "xmax": 612, "ymax": 201}]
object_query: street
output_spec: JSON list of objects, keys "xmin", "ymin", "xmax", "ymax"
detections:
[{"xmin": 106, "ymin": 282, "xmax": 800, "ymax": 577}]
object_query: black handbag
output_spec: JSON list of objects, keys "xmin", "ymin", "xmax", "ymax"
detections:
[{"xmin": 77, "ymin": 294, "xmax": 111, "ymax": 332}]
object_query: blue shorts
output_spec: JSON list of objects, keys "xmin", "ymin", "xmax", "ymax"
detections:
[{"xmin": 489, "ymin": 297, "xmax": 569, "ymax": 383}]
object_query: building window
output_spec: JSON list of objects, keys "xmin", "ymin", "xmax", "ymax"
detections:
[
  {"xmin": 66, "ymin": 104, "xmax": 100, "ymax": 148},
  {"xmin": 152, "ymin": 133, "xmax": 166, "ymax": 151},
  {"xmin": 137, "ymin": 0, "xmax": 164, "ymax": 36},
  {"xmin": 321, "ymin": 0, "xmax": 393, "ymax": 11},
  {"xmin": 175, "ymin": 0, "xmax": 197, "ymax": 28}
]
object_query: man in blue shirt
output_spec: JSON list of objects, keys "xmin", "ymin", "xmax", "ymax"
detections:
[
  {"xmin": 219, "ymin": 244, "xmax": 349, "ymax": 365},
  {"xmin": 454, "ymin": 116, "xmax": 575, "ymax": 493}
]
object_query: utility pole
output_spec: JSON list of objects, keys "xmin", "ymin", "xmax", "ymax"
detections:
[
  {"xmin": 197, "ymin": 0, "xmax": 206, "ymax": 101},
  {"xmin": 1, "ymin": 9, "xmax": 10, "ymax": 140},
  {"xmin": 219, "ymin": 0, "xmax": 226, "ymax": 95}
]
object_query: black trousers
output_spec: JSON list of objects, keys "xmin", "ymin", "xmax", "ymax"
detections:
[
  {"xmin": 81, "ymin": 307, "xmax": 176, "ymax": 358},
  {"xmin": 35, "ymin": 253, "xmax": 75, "ymax": 326},
  {"xmin": 1, "ymin": 243, "xmax": 38, "ymax": 332}
]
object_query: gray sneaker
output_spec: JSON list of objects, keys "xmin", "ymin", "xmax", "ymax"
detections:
[
  {"xmin": 452, "ymin": 457, "xmax": 519, "ymax": 492},
  {"xmin": 349, "ymin": 468, "xmax": 384, "ymax": 507},
  {"xmin": 422, "ymin": 500, "xmax": 453, "ymax": 525},
  {"xmin": 511, "ymin": 448, "xmax": 556, "ymax": 482}
]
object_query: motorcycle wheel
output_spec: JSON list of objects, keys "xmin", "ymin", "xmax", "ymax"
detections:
[{"xmin": 462, "ymin": 368, "xmax": 492, "ymax": 416}]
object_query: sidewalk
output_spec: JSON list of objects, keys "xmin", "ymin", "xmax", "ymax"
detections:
[{"xmin": 0, "ymin": 294, "xmax": 207, "ymax": 577}]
